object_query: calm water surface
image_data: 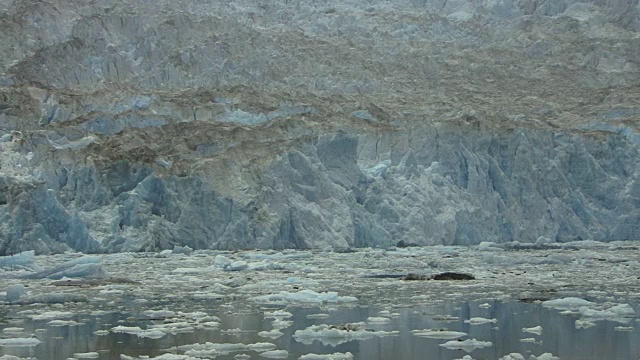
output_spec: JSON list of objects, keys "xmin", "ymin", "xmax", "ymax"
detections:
[{"xmin": 1, "ymin": 300, "xmax": 638, "ymax": 360}]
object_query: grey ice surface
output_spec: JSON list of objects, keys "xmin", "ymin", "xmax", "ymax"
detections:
[{"xmin": 0, "ymin": 0, "xmax": 639, "ymax": 253}]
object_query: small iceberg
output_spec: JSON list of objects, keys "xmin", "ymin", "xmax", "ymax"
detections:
[{"xmin": 410, "ymin": 329, "xmax": 467, "ymax": 339}]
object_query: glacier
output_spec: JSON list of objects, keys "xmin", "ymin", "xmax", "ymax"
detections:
[{"xmin": 0, "ymin": 0, "xmax": 639, "ymax": 253}]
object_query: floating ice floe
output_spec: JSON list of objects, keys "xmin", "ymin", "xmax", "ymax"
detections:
[
  {"xmin": 544, "ymin": 298, "xmax": 635, "ymax": 323},
  {"xmin": 367, "ymin": 317, "xmax": 390, "ymax": 324},
  {"xmin": 171, "ymin": 267, "xmax": 211, "ymax": 274},
  {"xmin": 440, "ymin": 338, "xmax": 492, "ymax": 352},
  {"xmin": 252, "ymin": 290, "xmax": 358, "ymax": 304},
  {"xmin": 0, "ymin": 251, "xmax": 40, "ymax": 271},
  {"xmin": 258, "ymin": 329, "xmax": 283, "ymax": 339},
  {"xmin": 73, "ymin": 352, "xmax": 99, "ymax": 359},
  {"xmin": 48, "ymin": 320, "xmax": 83, "ymax": 326},
  {"xmin": 499, "ymin": 353, "xmax": 559, "ymax": 360},
  {"xmin": 264, "ymin": 310, "xmax": 292, "ymax": 318},
  {"xmin": 483, "ymin": 254, "xmax": 573, "ymax": 266},
  {"xmin": 306, "ymin": 313, "xmax": 330, "ymax": 319},
  {"xmin": 293, "ymin": 323, "xmax": 399, "ymax": 346},
  {"xmin": 271, "ymin": 319, "xmax": 293, "ymax": 330},
  {"xmin": 615, "ymin": 326, "xmax": 634, "ymax": 331},
  {"xmin": 178, "ymin": 342, "xmax": 277, "ymax": 357},
  {"xmin": 477, "ymin": 242, "xmax": 503, "ymax": 251},
  {"xmin": 433, "ymin": 315, "xmax": 460, "ymax": 322},
  {"xmin": 260, "ymin": 350, "xmax": 289, "ymax": 359},
  {"xmin": 522, "ymin": 326, "xmax": 543, "ymax": 335},
  {"xmin": 110, "ymin": 326, "xmax": 165, "ymax": 339},
  {"xmin": 575, "ymin": 319, "xmax": 596, "ymax": 329},
  {"xmin": 1, "ymin": 328, "xmax": 23, "ymax": 334},
  {"xmin": 16, "ymin": 292, "xmax": 88, "ymax": 305},
  {"xmin": 0, "ymin": 338, "xmax": 41, "ymax": 347},
  {"xmin": 410, "ymin": 329, "xmax": 467, "ymax": 339},
  {"xmin": 578, "ymin": 303, "xmax": 636, "ymax": 323},
  {"xmin": 519, "ymin": 338, "xmax": 537, "ymax": 343},
  {"xmin": 192, "ymin": 291, "xmax": 225, "ymax": 300},
  {"xmin": 298, "ymin": 353, "xmax": 354, "ymax": 360},
  {"xmin": 172, "ymin": 246, "xmax": 193, "ymax": 255},
  {"xmin": 464, "ymin": 317, "xmax": 497, "ymax": 325},
  {"xmin": 542, "ymin": 298, "xmax": 596, "ymax": 311},
  {"xmin": 25, "ymin": 310, "xmax": 73, "ymax": 321},
  {"xmin": 121, "ymin": 354, "xmax": 201, "ymax": 360},
  {"xmin": 243, "ymin": 251, "xmax": 313, "ymax": 261},
  {"xmin": 143, "ymin": 310, "xmax": 176, "ymax": 319},
  {"xmin": 5, "ymin": 284, "xmax": 25, "ymax": 302},
  {"xmin": 20, "ymin": 256, "xmax": 105, "ymax": 280}
]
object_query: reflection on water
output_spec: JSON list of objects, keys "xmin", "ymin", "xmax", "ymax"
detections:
[{"xmin": 1, "ymin": 300, "xmax": 638, "ymax": 359}]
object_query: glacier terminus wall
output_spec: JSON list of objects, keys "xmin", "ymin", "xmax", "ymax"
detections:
[{"xmin": 0, "ymin": 0, "xmax": 639, "ymax": 253}]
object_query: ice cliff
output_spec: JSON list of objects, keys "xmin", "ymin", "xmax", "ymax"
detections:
[{"xmin": 0, "ymin": 0, "xmax": 639, "ymax": 253}]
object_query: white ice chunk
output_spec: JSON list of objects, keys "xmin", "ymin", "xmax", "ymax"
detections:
[
  {"xmin": 264, "ymin": 310, "xmax": 292, "ymax": 319},
  {"xmin": 1, "ymin": 328, "xmax": 23, "ymax": 334},
  {"xmin": 172, "ymin": 267, "xmax": 211, "ymax": 274},
  {"xmin": 172, "ymin": 246, "xmax": 193, "ymax": 255},
  {"xmin": 0, "ymin": 338, "xmax": 41, "ymax": 347},
  {"xmin": 522, "ymin": 326, "xmax": 543, "ymax": 335},
  {"xmin": 299, "ymin": 353, "xmax": 354, "ymax": 360},
  {"xmin": 143, "ymin": 310, "xmax": 176, "ymax": 319},
  {"xmin": 615, "ymin": 326, "xmax": 634, "ymax": 331},
  {"xmin": 48, "ymin": 319, "xmax": 83, "ymax": 326},
  {"xmin": 500, "ymin": 353, "xmax": 559, "ymax": 360},
  {"xmin": 28, "ymin": 310, "xmax": 74, "ymax": 320},
  {"xmin": 226, "ymin": 261, "xmax": 249, "ymax": 271},
  {"xmin": 531, "ymin": 354, "xmax": 559, "ymax": 360},
  {"xmin": 410, "ymin": 329, "xmax": 467, "ymax": 339},
  {"xmin": 121, "ymin": 354, "xmax": 201, "ymax": 360},
  {"xmin": 6, "ymin": 284, "xmax": 25, "ymax": 302},
  {"xmin": 253, "ymin": 290, "xmax": 358, "ymax": 304},
  {"xmin": 18, "ymin": 292, "xmax": 88, "ymax": 304},
  {"xmin": 179, "ymin": 342, "xmax": 277, "ymax": 357},
  {"xmin": 578, "ymin": 303, "xmax": 635, "ymax": 322},
  {"xmin": 440, "ymin": 338, "xmax": 492, "ymax": 352},
  {"xmin": 306, "ymin": 314, "xmax": 330, "ymax": 319},
  {"xmin": 293, "ymin": 323, "xmax": 399, "ymax": 346},
  {"xmin": 23, "ymin": 256, "xmax": 105, "ymax": 280},
  {"xmin": 213, "ymin": 255, "xmax": 232, "ymax": 268},
  {"xmin": 74, "ymin": 352, "xmax": 100, "ymax": 359},
  {"xmin": 519, "ymin": 338, "xmax": 537, "ymax": 343},
  {"xmin": 0, "ymin": 251, "xmax": 38, "ymax": 271},
  {"xmin": 500, "ymin": 355, "xmax": 526, "ymax": 360},
  {"xmin": 464, "ymin": 317, "xmax": 497, "ymax": 325},
  {"xmin": 477, "ymin": 242, "xmax": 503, "ymax": 251},
  {"xmin": 575, "ymin": 319, "xmax": 596, "ymax": 329},
  {"xmin": 271, "ymin": 319, "xmax": 293, "ymax": 330},
  {"xmin": 111, "ymin": 326, "xmax": 166, "ymax": 339},
  {"xmin": 542, "ymin": 298, "xmax": 596, "ymax": 311},
  {"xmin": 367, "ymin": 317, "xmax": 390, "ymax": 324},
  {"xmin": 260, "ymin": 350, "xmax": 289, "ymax": 359},
  {"xmin": 258, "ymin": 329, "xmax": 283, "ymax": 339}
]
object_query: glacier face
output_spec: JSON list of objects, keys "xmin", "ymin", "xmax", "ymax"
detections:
[{"xmin": 0, "ymin": 0, "xmax": 639, "ymax": 253}]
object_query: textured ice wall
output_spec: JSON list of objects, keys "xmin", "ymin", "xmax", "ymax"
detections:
[
  {"xmin": 1, "ymin": 121, "xmax": 638, "ymax": 254},
  {"xmin": 0, "ymin": 0, "xmax": 639, "ymax": 253}
]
